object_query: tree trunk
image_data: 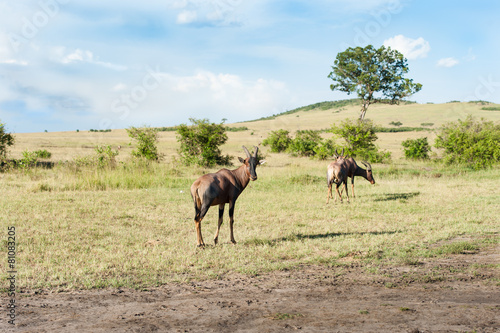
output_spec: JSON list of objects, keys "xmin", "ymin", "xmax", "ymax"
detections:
[
  {"xmin": 359, "ymin": 94, "xmax": 373, "ymax": 122},
  {"xmin": 359, "ymin": 101, "xmax": 369, "ymax": 121}
]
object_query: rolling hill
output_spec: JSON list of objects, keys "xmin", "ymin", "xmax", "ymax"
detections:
[
  {"xmin": 239, "ymin": 99, "xmax": 500, "ymax": 132},
  {"xmin": 8, "ymin": 100, "xmax": 500, "ymax": 161}
]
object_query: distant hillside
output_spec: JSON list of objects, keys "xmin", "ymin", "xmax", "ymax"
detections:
[
  {"xmin": 237, "ymin": 100, "xmax": 500, "ymax": 133},
  {"xmin": 244, "ymin": 99, "xmax": 418, "ymax": 123},
  {"xmin": 244, "ymin": 99, "xmax": 361, "ymax": 122}
]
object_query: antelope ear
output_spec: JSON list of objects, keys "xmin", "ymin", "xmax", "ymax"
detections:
[
  {"xmin": 238, "ymin": 157, "xmax": 245, "ymax": 163},
  {"xmin": 259, "ymin": 159, "xmax": 266, "ymax": 165}
]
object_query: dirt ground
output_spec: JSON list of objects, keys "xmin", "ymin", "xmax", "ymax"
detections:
[{"xmin": 2, "ymin": 248, "xmax": 498, "ymax": 333}]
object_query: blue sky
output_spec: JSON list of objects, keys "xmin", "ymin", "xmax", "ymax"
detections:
[{"xmin": 1, "ymin": 0, "xmax": 499, "ymax": 133}]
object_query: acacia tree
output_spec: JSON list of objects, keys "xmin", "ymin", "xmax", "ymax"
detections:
[{"xmin": 328, "ymin": 45, "xmax": 422, "ymax": 121}]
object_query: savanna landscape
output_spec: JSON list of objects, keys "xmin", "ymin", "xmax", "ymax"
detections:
[{"xmin": 1, "ymin": 101, "xmax": 499, "ymax": 332}]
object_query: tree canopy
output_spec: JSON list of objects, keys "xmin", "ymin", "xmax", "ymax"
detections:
[{"xmin": 328, "ymin": 45, "xmax": 422, "ymax": 121}]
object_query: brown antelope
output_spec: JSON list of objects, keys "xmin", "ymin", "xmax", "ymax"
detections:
[
  {"xmin": 341, "ymin": 157, "xmax": 375, "ymax": 198},
  {"xmin": 190, "ymin": 146, "xmax": 266, "ymax": 247},
  {"xmin": 326, "ymin": 150, "xmax": 349, "ymax": 204}
]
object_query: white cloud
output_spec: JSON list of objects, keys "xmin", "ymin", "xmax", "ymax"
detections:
[
  {"xmin": 105, "ymin": 69, "xmax": 292, "ymax": 127},
  {"xmin": 172, "ymin": 0, "xmax": 242, "ymax": 26},
  {"xmin": 61, "ymin": 49, "xmax": 94, "ymax": 64},
  {"xmin": 177, "ymin": 10, "xmax": 198, "ymax": 24},
  {"xmin": 337, "ymin": 0, "xmax": 404, "ymax": 12},
  {"xmin": 112, "ymin": 83, "xmax": 128, "ymax": 92},
  {"xmin": 437, "ymin": 57, "xmax": 459, "ymax": 68},
  {"xmin": 163, "ymin": 70, "xmax": 290, "ymax": 115},
  {"xmin": 0, "ymin": 31, "xmax": 28, "ymax": 65},
  {"xmin": 54, "ymin": 47, "xmax": 127, "ymax": 71},
  {"xmin": 383, "ymin": 35, "xmax": 430, "ymax": 59},
  {"xmin": 0, "ymin": 59, "xmax": 28, "ymax": 66}
]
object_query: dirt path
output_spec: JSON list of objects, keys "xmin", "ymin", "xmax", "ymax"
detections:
[{"xmin": 2, "ymin": 249, "xmax": 499, "ymax": 332}]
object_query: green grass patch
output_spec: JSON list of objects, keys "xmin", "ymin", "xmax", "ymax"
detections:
[
  {"xmin": 481, "ymin": 106, "xmax": 500, "ymax": 111},
  {"xmin": 270, "ymin": 313, "xmax": 303, "ymax": 320},
  {"xmin": 433, "ymin": 241, "xmax": 479, "ymax": 255}
]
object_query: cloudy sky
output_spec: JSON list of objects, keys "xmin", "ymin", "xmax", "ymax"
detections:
[{"xmin": 1, "ymin": 0, "xmax": 499, "ymax": 133}]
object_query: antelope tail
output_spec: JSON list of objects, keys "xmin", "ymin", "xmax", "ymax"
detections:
[{"xmin": 192, "ymin": 187, "xmax": 202, "ymax": 220}]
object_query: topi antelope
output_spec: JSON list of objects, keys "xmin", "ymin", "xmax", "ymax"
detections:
[
  {"xmin": 190, "ymin": 146, "xmax": 266, "ymax": 247},
  {"xmin": 326, "ymin": 155, "xmax": 349, "ymax": 204},
  {"xmin": 341, "ymin": 157, "xmax": 375, "ymax": 199}
]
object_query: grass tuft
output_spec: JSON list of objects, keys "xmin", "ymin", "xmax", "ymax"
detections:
[{"xmin": 434, "ymin": 241, "xmax": 479, "ymax": 255}]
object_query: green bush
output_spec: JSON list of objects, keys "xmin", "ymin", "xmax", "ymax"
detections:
[
  {"xmin": 94, "ymin": 145, "xmax": 119, "ymax": 168},
  {"xmin": 263, "ymin": 129, "xmax": 338, "ymax": 160},
  {"xmin": 176, "ymin": 118, "xmax": 231, "ymax": 167},
  {"xmin": 331, "ymin": 118, "xmax": 391, "ymax": 163},
  {"xmin": 127, "ymin": 126, "xmax": 162, "ymax": 161},
  {"xmin": 481, "ymin": 106, "xmax": 500, "ymax": 111},
  {"xmin": 19, "ymin": 149, "xmax": 38, "ymax": 170},
  {"xmin": 375, "ymin": 126, "xmax": 426, "ymax": 133},
  {"xmin": 262, "ymin": 129, "xmax": 292, "ymax": 153},
  {"xmin": 313, "ymin": 138, "xmax": 337, "ymax": 160},
  {"xmin": 0, "ymin": 121, "xmax": 15, "ymax": 160},
  {"xmin": 34, "ymin": 149, "xmax": 52, "ymax": 159},
  {"xmin": 435, "ymin": 115, "xmax": 500, "ymax": 169},
  {"xmin": 225, "ymin": 126, "xmax": 249, "ymax": 132},
  {"xmin": 288, "ymin": 130, "xmax": 322, "ymax": 157},
  {"xmin": 401, "ymin": 137, "xmax": 430, "ymax": 160},
  {"xmin": 73, "ymin": 145, "xmax": 119, "ymax": 168},
  {"xmin": 90, "ymin": 129, "xmax": 112, "ymax": 132}
]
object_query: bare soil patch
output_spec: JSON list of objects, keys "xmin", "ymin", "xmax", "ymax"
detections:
[{"xmin": 3, "ymin": 248, "xmax": 498, "ymax": 332}]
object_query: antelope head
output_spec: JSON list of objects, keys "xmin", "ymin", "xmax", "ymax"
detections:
[
  {"xmin": 334, "ymin": 148, "xmax": 345, "ymax": 160},
  {"xmin": 239, "ymin": 145, "xmax": 266, "ymax": 181},
  {"xmin": 361, "ymin": 161, "xmax": 375, "ymax": 184}
]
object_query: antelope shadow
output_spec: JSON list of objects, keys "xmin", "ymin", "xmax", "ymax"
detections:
[
  {"xmin": 374, "ymin": 191, "xmax": 420, "ymax": 202},
  {"xmin": 245, "ymin": 230, "xmax": 402, "ymax": 246}
]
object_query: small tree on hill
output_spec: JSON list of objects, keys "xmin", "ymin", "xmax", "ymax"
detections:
[
  {"xmin": 0, "ymin": 121, "xmax": 15, "ymax": 160},
  {"xmin": 328, "ymin": 45, "xmax": 422, "ymax": 121},
  {"xmin": 176, "ymin": 118, "xmax": 231, "ymax": 167}
]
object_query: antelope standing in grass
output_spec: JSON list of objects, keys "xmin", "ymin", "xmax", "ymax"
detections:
[
  {"xmin": 341, "ymin": 157, "xmax": 375, "ymax": 199},
  {"xmin": 190, "ymin": 146, "xmax": 265, "ymax": 247},
  {"xmin": 326, "ymin": 150, "xmax": 349, "ymax": 204}
]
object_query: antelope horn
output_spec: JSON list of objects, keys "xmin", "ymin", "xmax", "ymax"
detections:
[
  {"xmin": 341, "ymin": 148, "xmax": 344, "ymax": 157},
  {"xmin": 242, "ymin": 145, "xmax": 251, "ymax": 158},
  {"xmin": 361, "ymin": 161, "xmax": 372, "ymax": 170},
  {"xmin": 334, "ymin": 149, "xmax": 339, "ymax": 158},
  {"xmin": 253, "ymin": 145, "xmax": 259, "ymax": 158}
]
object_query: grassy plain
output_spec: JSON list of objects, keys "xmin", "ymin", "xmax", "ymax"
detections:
[{"xmin": 1, "ymin": 101, "xmax": 499, "ymax": 291}]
